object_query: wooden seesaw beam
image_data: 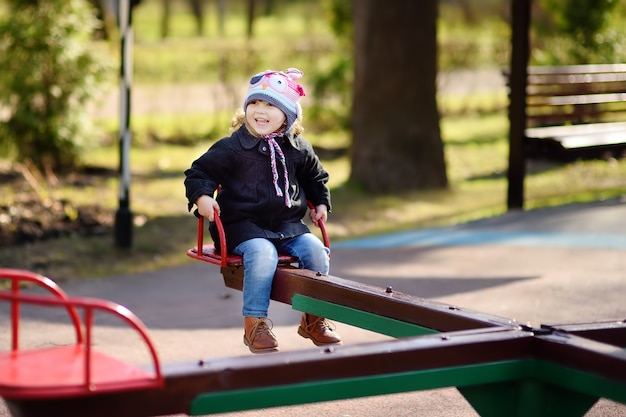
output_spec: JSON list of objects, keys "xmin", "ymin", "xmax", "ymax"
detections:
[
  {"xmin": 221, "ymin": 265, "xmax": 518, "ymax": 335},
  {"xmin": 5, "ymin": 326, "xmax": 534, "ymax": 417}
]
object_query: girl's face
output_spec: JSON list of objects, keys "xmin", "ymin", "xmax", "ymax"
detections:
[{"xmin": 245, "ymin": 100, "xmax": 286, "ymax": 137}]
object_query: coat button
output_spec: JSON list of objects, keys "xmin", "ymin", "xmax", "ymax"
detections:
[{"xmin": 262, "ymin": 146, "xmax": 267, "ymax": 151}]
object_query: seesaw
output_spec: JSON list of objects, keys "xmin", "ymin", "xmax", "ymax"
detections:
[{"xmin": 1, "ymin": 209, "xmax": 626, "ymax": 416}]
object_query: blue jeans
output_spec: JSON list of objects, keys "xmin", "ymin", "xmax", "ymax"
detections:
[{"xmin": 233, "ymin": 233, "xmax": 330, "ymax": 318}]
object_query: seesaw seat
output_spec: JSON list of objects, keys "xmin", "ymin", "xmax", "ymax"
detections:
[{"xmin": 187, "ymin": 200, "xmax": 329, "ymax": 268}]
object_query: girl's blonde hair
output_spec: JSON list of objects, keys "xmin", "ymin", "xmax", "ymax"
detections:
[{"xmin": 230, "ymin": 108, "xmax": 304, "ymax": 136}]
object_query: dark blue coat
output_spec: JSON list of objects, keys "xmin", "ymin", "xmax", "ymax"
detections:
[{"xmin": 184, "ymin": 126, "xmax": 331, "ymax": 251}]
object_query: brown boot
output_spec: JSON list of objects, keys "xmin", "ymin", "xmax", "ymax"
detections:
[
  {"xmin": 297, "ymin": 313, "xmax": 342, "ymax": 346},
  {"xmin": 243, "ymin": 317, "xmax": 279, "ymax": 353}
]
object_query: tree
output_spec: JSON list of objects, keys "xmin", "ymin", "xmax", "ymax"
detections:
[
  {"xmin": 310, "ymin": 0, "xmax": 353, "ymax": 129},
  {"xmin": 88, "ymin": 0, "xmax": 143, "ymax": 40},
  {"xmin": 161, "ymin": 0, "xmax": 205, "ymax": 38},
  {"xmin": 0, "ymin": 0, "xmax": 110, "ymax": 173},
  {"xmin": 350, "ymin": 0, "xmax": 447, "ymax": 192},
  {"xmin": 533, "ymin": 0, "xmax": 622, "ymax": 64}
]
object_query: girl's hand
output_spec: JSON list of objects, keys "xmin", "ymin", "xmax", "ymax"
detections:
[
  {"xmin": 196, "ymin": 195, "xmax": 220, "ymax": 222},
  {"xmin": 309, "ymin": 204, "xmax": 328, "ymax": 227}
]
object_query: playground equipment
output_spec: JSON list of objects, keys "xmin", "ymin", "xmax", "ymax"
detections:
[
  {"xmin": 187, "ymin": 201, "xmax": 329, "ymax": 268},
  {"xmin": 1, "ymin": 211, "xmax": 626, "ymax": 416},
  {"xmin": 0, "ymin": 268, "xmax": 163, "ymax": 415}
]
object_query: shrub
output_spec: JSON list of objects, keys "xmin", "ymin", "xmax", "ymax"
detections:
[{"xmin": 0, "ymin": 0, "xmax": 111, "ymax": 173}]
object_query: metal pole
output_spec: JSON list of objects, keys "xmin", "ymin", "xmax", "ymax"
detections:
[
  {"xmin": 114, "ymin": 0, "xmax": 133, "ymax": 248},
  {"xmin": 506, "ymin": 0, "xmax": 531, "ymax": 210}
]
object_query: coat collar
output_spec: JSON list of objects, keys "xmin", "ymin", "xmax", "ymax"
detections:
[{"xmin": 236, "ymin": 126, "xmax": 301, "ymax": 150}]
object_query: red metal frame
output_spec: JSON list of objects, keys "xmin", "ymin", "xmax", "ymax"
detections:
[
  {"xmin": 2, "ymin": 268, "xmax": 84, "ymax": 351},
  {"xmin": 187, "ymin": 201, "xmax": 330, "ymax": 268},
  {"xmin": 0, "ymin": 269, "xmax": 163, "ymax": 399}
]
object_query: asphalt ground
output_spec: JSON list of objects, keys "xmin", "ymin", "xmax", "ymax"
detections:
[{"xmin": 1, "ymin": 196, "xmax": 626, "ymax": 416}]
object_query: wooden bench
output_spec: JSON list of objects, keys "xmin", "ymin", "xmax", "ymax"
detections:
[{"xmin": 505, "ymin": 64, "xmax": 626, "ymax": 160}]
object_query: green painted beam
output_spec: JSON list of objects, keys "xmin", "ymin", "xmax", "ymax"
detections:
[
  {"xmin": 189, "ymin": 357, "xmax": 626, "ymax": 416},
  {"xmin": 190, "ymin": 360, "xmax": 528, "ymax": 415},
  {"xmin": 291, "ymin": 294, "xmax": 438, "ymax": 338}
]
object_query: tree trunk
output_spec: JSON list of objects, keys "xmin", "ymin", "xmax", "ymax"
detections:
[
  {"xmin": 351, "ymin": 0, "xmax": 447, "ymax": 192},
  {"xmin": 189, "ymin": 0, "xmax": 204, "ymax": 36},
  {"xmin": 217, "ymin": 0, "xmax": 226, "ymax": 36},
  {"xmin": 246, "ymin": 0, "xmax": 255, "ymax": 40},
  {"xmin": 160, "ymin": 0, "xmax": 170, "ymax": 38}
]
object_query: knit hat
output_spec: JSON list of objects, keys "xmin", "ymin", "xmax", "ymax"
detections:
[{"xmin": 244, "ymin": 68, "xmax": 306, "ymax": 133}]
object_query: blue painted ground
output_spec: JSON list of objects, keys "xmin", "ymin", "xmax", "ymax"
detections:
[
  {"xmin": 333, "ymin": 228, "xmax": 626, "ymax": 250},
  {"xmin": 333, "ymin": 198, "xmax": 626, "ymax": 250}
]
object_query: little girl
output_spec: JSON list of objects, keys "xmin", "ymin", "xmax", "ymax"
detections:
[{"xmin": 184, "ymin": 68, "xmax": 341, "ymax": 353}]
